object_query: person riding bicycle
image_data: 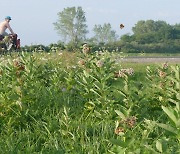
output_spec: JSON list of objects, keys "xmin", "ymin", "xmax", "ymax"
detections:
[
  {"xmin": 0, "ymin": 16, "xmax": 19, "ymax": 50},
  {"xmin": 0, "ymin": 16, "xmax": 15, "ymax": 37}
]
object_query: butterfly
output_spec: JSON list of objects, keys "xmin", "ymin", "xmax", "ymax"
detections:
[{"xmin": 120, "ymin": 24, "xmax": 125, "ymax": 29}]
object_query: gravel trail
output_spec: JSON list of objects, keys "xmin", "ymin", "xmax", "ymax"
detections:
[{"xmin": 120, "ymin": 57, "xmax": 180, "ymax": 63}]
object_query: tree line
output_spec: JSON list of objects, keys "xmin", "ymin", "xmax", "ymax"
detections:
[{"xmin": 23, "ymin": 6, "xmax": 180, "ymax": 53}]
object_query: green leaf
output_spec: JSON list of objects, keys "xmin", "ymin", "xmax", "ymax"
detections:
[
  {"xmin": 109, "ymin": 139, "xmax": 127, "ymax": 148},
  {"xmin": 125, "ymin": 138, "xmax": 135, "ymax": 146},
  {"xmin": 162, "ymin": 106, "xmax": 178, "ymax": 125},
  {"xmin": 156, "ymin": 140, "xmax": 162, "ymax": 153},
  {"xmin": 109, "ymin": 146, "xmax": 126, "ymax": 154},
  {"xmin": 90, "ymin": 88, "xmax": 101, "ymax": 97},
  {"xmin": 104, "ymin": 73, "xmax": 114, "ymax": 81},
  {"xmin": 110, "ymin": 138, "xmax": 134, "ymax": 148},
  {"xmin": 93, "ymin": 81, "xmax": 102, "ymax": 90},
  {"xmin": 156, "ymin": 123, "xmax": 177, "ymax": 135},
  {"xmin": 94, "ymin": 110, "xmax": 102, "ymax": 118},
  {"xmin": 118, "ymin": 90, "xmax": 127, "ymax": 98},
  {"xmin": 82, "ymin": 76, "xmax": 88, "ymax": 84},
  {"xmin": 83, "ymin": 70, "xmax": 90, "ymax": 78},
  {"xmin": 77, "ymin": 80, "xmax": 86, "ymax": 87},
  {"xmin": 144, "ymin": 145, "xmax": 158, "ymax": 154},
  {"xmin": 176, "ymin": 119, "xmax": 180, "ymax": 128},
  {"xmin": 176, "ymin": 93, "xmax": 180, "ymax": 101},
  {"xmin": 115, "ymin": 110, "xmax": 126, "ymax": 119},
  {"xmin": 168, "ymin": 99, "xmax": 180, "ymax": 110},
  {"xmin": 171, "ymin": 66, "xmax": 179, "ymax": 80}
]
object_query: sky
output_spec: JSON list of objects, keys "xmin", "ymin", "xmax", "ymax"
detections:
[{"xmin": 0, "ymin": 0, "xmax": 180, "ymax": 46}]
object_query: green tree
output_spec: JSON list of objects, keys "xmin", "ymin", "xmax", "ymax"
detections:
[
  {"xmin": 54, "ymin": 6, "xmax": 88, "ymax": 46},
  {"xmin": 173, "ymin": 24, "xmax": 180, "ymax": 39},
  {"xmin": 93, "ymin": 23, "xmax": 118, "ymax": 44},
  {"xmin": 120, "ymin": 34, "xmax": 135, "ymax": 43},
  {"xmin": 132, "ymin": 20, "xmax": 174, "ymax": 43}
]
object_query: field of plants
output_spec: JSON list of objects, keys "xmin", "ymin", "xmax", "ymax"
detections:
[{"xmin": 0, "ymin": 50, "xmax": 180, "ymax": 153}]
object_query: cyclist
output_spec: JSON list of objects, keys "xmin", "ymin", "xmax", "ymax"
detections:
[{"xmin": 0, "ymin": 16, "xmax": 15, "ymax": 36}]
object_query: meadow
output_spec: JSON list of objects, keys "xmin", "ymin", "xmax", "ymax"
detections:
[{"xmin": 0, "ymin": 50, "xmax": 179, "ymax": 153}]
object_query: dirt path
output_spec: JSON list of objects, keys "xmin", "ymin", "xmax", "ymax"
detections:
[{"xmin": 120, "ymin": 57, "xmax": 180, "ymax": 63}]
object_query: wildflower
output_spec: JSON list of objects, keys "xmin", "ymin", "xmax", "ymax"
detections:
[
  {"xmin": 114, "ymin": 70, "xmax": 126, "ymax": 78},
  {"xmin": 127, "ymin": 68, "xmax": 134, "ymax": 76},
  {"xmin": 114, "ymin": 127, "xmax": 125, "ymax": 135},
  {"xmin": 83, "ymin": 43, "xmax": 88, "ymax": 48},
  {"xmin": 18, "ymin": 65, "xmax": 25, "ymax": 71},
  {"xmin": 82, "ymin": 47, "xmax": 90, "ymax": 54},
  {"xmin": 13, "ymin": 59, "xmax": 20, "ymax": 67},
  {"xmin": 82, "ymin": 43, "xmax": 90, "ymax": 54},
  {"xmin": 118, "ymin": 68, "xmax": 134, "ymax": 76},
  {"xmin": 125, "ymin": 116, "xmax": 137, "ymax": 128},
  {"xmin": 96, "ymin": 60, "xmax": 104, "ymax": 68},
  {"xmin": 114, "ymin": 70, "xmax": 125, "ymax": 78},
  {"xmin": 120, "ymin": 69, "xmax": 127, "ymax": 73},
  {"xmin": 78, "ymin": 59, "xmax": 86, "ymax": 66},
  {"xmin": 169, "ymin": 80, "xmax": 175, "ymax": 87},
  {"xmin": 159, "ymin": 70, "xmax": 166, "ymax": 78},
  {"xmin": 118, "ymin": 71, "xmax": 126, "ymax": 78},
  {"xmin": 13, "ymin": 59, "xmax": 25, "ymax": 71},
  {"xmin": 162, "ymin": 62, "xmax": 168, "ymax": 70}
]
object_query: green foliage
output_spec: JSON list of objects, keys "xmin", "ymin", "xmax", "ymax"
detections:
[
  {"xmin": 118, "ymin": 20, "xmax": 180, "ymax": 53},
  {"xmin": 53, "ymin": 6, "xmax": 88, "ymax": 46},
  {"xmin": 0, "ymin": 51, "xmax": 180, "ymax": 153},
  {"xmin": 93, "ymin": 23, "xmax": 118, "ymax": 44}
]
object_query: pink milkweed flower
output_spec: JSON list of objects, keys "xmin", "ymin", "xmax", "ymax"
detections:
[
  {"xmin": 159, "ymin": 70, "xmax": 166, "ymax": 78},
  {"xmin": 96, "ymin": 60, "xmax": 104, "ymax": 68}
]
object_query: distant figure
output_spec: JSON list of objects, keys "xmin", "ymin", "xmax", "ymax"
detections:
[{"xmin": 0, "ymin": 16, "xmax": 15, "ymax": 36}]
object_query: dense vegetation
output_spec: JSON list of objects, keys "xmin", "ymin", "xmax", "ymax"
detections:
[
  {"xmin": 21, "ymin": 19, "xmax": 180, "ymax": 54},
  {"xmin": 0, "ymin": 51, "xmax": 179, "ymax": 153},
  {"xmin": 49, "ymin": 6, "xmax": 180, "ymax": 53},
  {"xmin": 118, "ymin": 20, "xmax": 180, "ymax": 53}
]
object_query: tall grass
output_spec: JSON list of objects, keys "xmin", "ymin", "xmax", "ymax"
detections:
[{"xmin": 0, "ymin": 51, "xmax": 179, "ymax": 153}]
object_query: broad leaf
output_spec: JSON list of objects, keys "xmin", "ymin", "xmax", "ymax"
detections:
[
  {"xmin": 115, "ymin": 110, "xmax": 126, "ymax": 119},
  {"xmin": 162, "ymin": 106, "xmax": 178, "ymax": 125},
  {"xmin": 156, "ymin": 123, "xmax": 177, "ymax": 135},
  {"xmin": 156, "ymin": 140, "xmax": 162, "ymax": 153}
]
